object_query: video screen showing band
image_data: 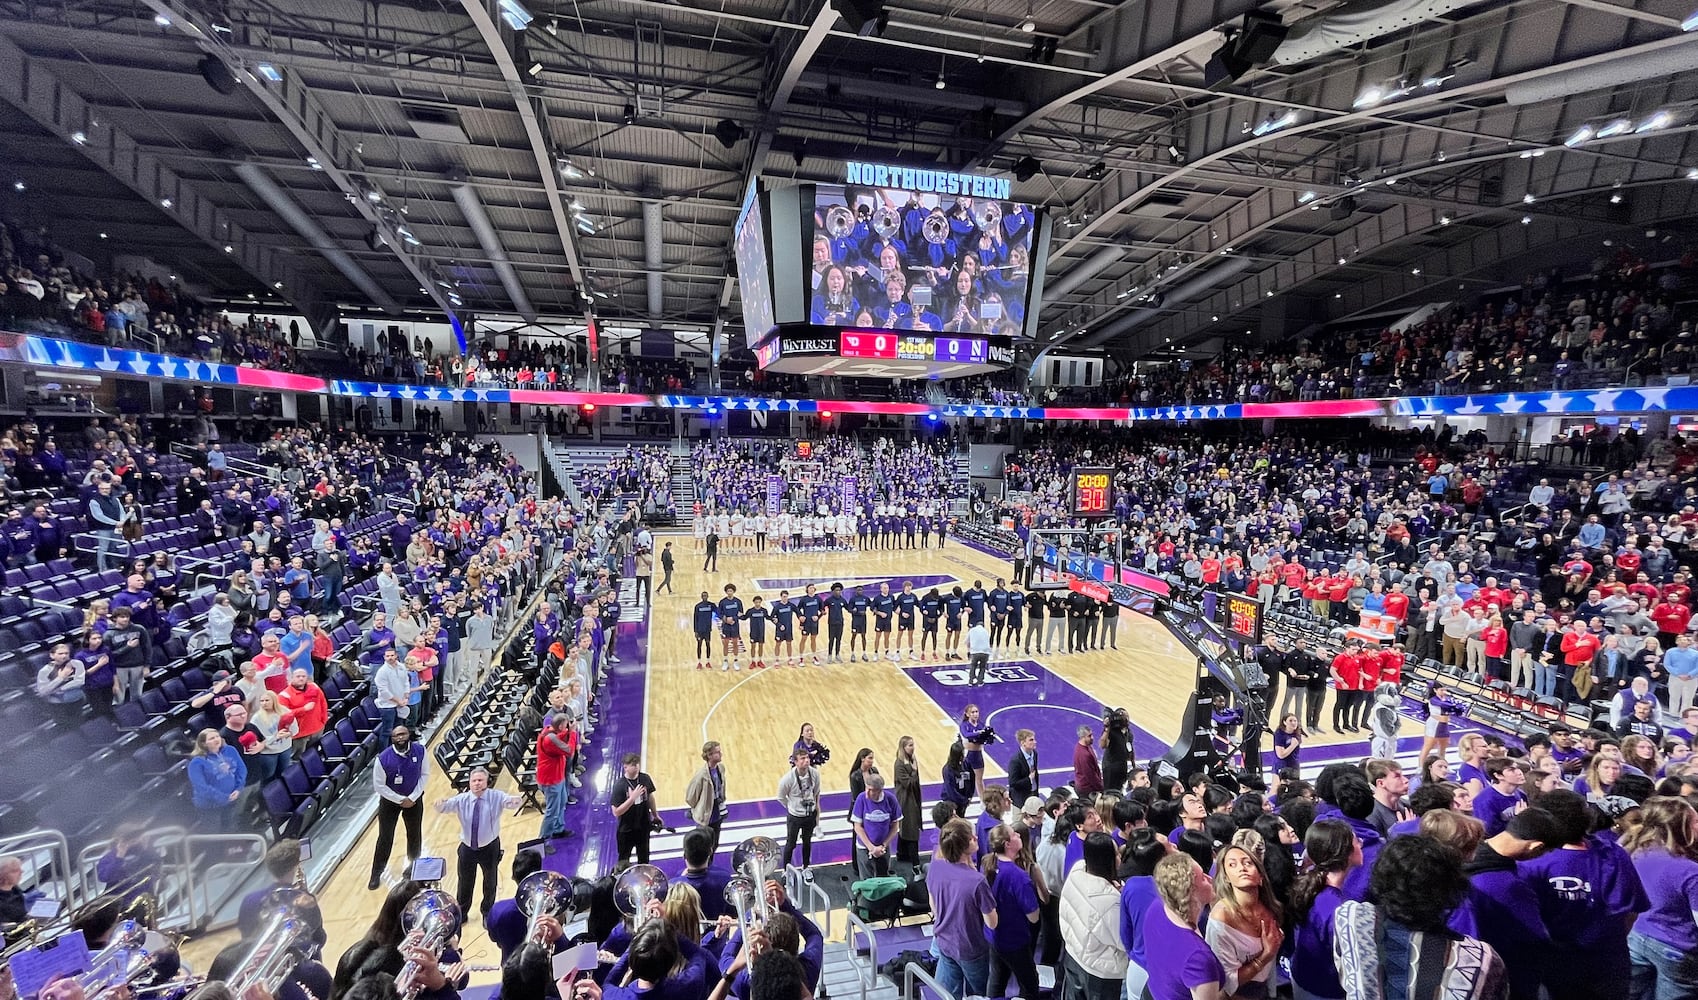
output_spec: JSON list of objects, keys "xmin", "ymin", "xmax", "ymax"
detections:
[
  {"xmin": 808, "ymin": 184, "xmax": 1037, "ymax": 336},
  {"xmin": 735, "ymin": 190, "xmax": 777, "ymax": 345}
]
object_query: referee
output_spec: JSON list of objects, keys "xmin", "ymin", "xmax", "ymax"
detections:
[{"xmin": 434, "ymin": 767, "xmax": 521, "ymax": 921}]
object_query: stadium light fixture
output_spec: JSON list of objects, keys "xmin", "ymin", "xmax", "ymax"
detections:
[
  {"xmin": 1251, "ymin": 110, "xmax": 1298, "ymax": 136},
  {"xmin": 498, "ymin": 0, "xmax": 534, "ymax": 30},
  {"xmin": 1596, "ymin": 118, "xmax": 1634, "ymax": 138},
  {"xmin": 256, "ymin": 63, "xmax": 282, "ymax": 82},
  {"xmin": 1564, "ymin": 125, "xmax": 1595, "ymax": 147},
  {"xmin": 1685, "ymin": 7, "xmax": 1698, "ymax": 30},
  {"xmin": 1635, "ymin": 110, "xmax": 1673, "ymax": 133}
]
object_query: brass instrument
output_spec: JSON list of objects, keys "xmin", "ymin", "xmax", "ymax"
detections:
[
  {"xmin": 871, "ymin": 207, "xmax": 900, "ymax": 241},
  {"xmin": 921, "ymin": 211, "xmax": 950, "ymax": 245},
  {"xmin": 721, "ymin": 876, "xmax": 760, "ymax": 945},
  {"xmin": 971, "ymin": 201, "xmax": 1002, "ymax": 233},
  {"xmin": 730, "ymin": 837, "xmax": 781, "ymax": 924},
  {"xmin": 612, "ymin": 865, "xmax": 669, "ymax": 923},
  {"xmin": 824, "ymin": 205, "xmax": 855, "ymax": 240},
  {"xmin": 220, "ymin": 887, "xmax": 319, "ymax": 998},
  {"xmin": 75, "ymin": 920, "xmax": 152, "ymax": 999},
  {"xmin": 515, "ymin": 871, "xmax": 575, "ymax": 943},
  {"xmin": 393, "ymin": 890, "xmax": 462, "ymax": 1000}
]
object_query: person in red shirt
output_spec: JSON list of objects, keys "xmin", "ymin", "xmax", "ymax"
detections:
[
  {"xmin": 1330, "ymin": 639, "xmax": 1365, "ymax": 733},
  {"xmin": 1281, "ymin": 561, "xmax": 1307, "ymax": 601},
  {"xmin": 1304, "ymin": 574, "xmax": 1328, "ymax": 620},
  {"xmin": 1480, "ymin": 617, "xmax": 1510, "ymax": 682},
  {"xmin": 1651, "ymin": 600, "xmax": 1692, "ymax": 647},
  {"xmin": 1327, "ymin": 573, "xmax": 1353, "ymax": 622},
  {"xmin": 252, "ymin": 633, "xmax": 291, "ymax": 692},
  {"xmin": 1615, "ymin": 547, "xmax": 1642, "ymax": 582},
  {"xmin": 1559, "ymin": 624, "xmax": 1601, "ymax": 705},
  {"xmin": 535, "ymin": 714, "xmax": 578, "ymax": 842},
  {"xmin": 1628, "ymin": 579, "xmax": 1663, "ymax": 604},
  {"xmin": 1200, "ymin": 553, "xmax": 1222, "ymax": 589},
  {"xmin": 1379, "ymin": 643, "xmax": 1405, "ymax": 687},
  {"xmin": 1662, "ymin": 574, "xmax": 1692, "ymax": 608},
  {"xmin": 1382, "ymin": 583, "xmax": 1410, "ymax": 626},
  {"xmin": 276, "ymin": 667, "xmax": 327, "ymax": 752}
]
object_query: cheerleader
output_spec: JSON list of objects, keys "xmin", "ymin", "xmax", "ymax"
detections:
[
  {"xmin": 961, "ymin": 703, "xmax": 990, "ymax": 800},
  {"xmin": 1417, "ymin": 681, "xmax": 1454, "ymax": 765}
]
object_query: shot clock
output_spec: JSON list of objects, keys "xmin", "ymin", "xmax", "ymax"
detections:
[{"xmin": 1070, "ymin": 467, "xmax": 1115, "ymax": 517}]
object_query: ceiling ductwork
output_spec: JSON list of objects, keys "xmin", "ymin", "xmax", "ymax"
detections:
[
  {"xmin": 644, "ymin": 202, "xmax": 665, "ymax": 321},
  {"xmin": 450, "ymin": 183, "xmax": 536, "ymax": 322},
  {"xmin": 1079, "ymin": 255, "xmax": 1255, "ymax": 347},
  {"xmin": 232, "ymin": 163, "xmax": 401, "ymax": 314},
  {"xmin": 1270, "ymin": 0, "xmax": 1491, "ymax": 67},
  {"xmin": 1043, "ymin": 245, "xmax": 1126, "ymax": 301},
  {"xmin": 1505, "ymin": 37, "xmax": 1698, "ymax": 105}
]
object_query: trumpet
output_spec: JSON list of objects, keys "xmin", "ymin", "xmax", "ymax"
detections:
[
  {"xmin": 221, "ymin": 888, "xmax": 319, "ymax": 998},
  {"xmin": 921, "ymin": 210, "xmax": 950, "ymax": 245},
  {"xmin": 824, "ymin": 205, "xmax": 855, "ymax": 240},
  {"xmin": 515, "ymin": 871, "xmax": 576, "ymax": 943},
  {"xmin": 394, "ymin": 890, "xmax": 462, "ymax": 1000},
  {"xmin": 612, "ymin": 865, "xmax": 669, "ymax": 923},
  {"xmin": 871, "ymin": 206, "xmax": 900, "ymax": 240}
]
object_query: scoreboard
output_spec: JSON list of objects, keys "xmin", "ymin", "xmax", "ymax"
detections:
[
  {"xmin": 1221, "ymin": 593, "xmax": 1264, "ymax": 644},
  {"xmin": 754, "ymin": 329, "xmax": 1012, "ymax": 378},
  {"xmin": 1070, "ymin": 467, "xmax": 1114, "ymax": 517}
]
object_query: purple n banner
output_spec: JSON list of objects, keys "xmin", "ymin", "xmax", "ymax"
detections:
[
  {"xmin": 842, "ymin": 475, "xmax": 859, "ymax": 511},
  {"xmin": 766, "ymin": 475, "xmax": 783, "ymax": 515}
]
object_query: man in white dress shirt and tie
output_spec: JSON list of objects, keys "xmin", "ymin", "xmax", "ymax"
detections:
[{"xmin": 435, "ymin": 767, "xmax": 521, "ymax": 920}]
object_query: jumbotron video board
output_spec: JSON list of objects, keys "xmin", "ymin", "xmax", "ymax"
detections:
[{"xmin": 736, "ymin": 162, "xmax": 1051, "ymax": 378}]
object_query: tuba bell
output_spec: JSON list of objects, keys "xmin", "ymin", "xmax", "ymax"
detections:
[
  {"xmin": 871, "ymin": 206, "xmax": 900, "ymax": 240},
  {"xmin": 722, "ymin": 875, "xmax": 762, "ymax": 943},
  {"xmin": 971, "ymin": 200, "xmax": 1002, "ymax": 232},
  {"xmin": 613, "ymin": 864, "xmax": 669, "ymax": 923},
  {"xmin": 394, "ymin": 890, "xmax": 462, "ymax": 1000},
  {"xmin": 515, "ymin": 870, "xmax": 577, "ymax": 943},
  {"xmin": 824, "ymin": 205, "xmax": 855, "ymax": 240},
  {"xmin": 730, "ymin": 836, "xmax": 782, "ymax": 923},
  {"xmin": 921, "ymin": 210, "xmax": 950, "ymax": 245}
]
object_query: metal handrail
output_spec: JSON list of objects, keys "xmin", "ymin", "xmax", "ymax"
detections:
[
  {"xmin": 0, "ymin": 830, "xmax": 77, "ymax": 907},
  {"xmin": 843, "ymin": 908, "xmax": 878, "ymax": 1000},
  {"xmin": 903, "ymin": 962, "xmax": 956, "ymax": 1000},
  {"xmin": 75, "ymin": 826, "xmax": 191, "ymax": 925},
  {"xmin": 181, "ymin": 832, "xmax": 268, "ymax": 930}
]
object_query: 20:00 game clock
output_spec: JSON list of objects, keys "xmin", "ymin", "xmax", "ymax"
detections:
[{"xmin": 1070, "ymin": 467, "xmax": 1114, "ymax": 517}]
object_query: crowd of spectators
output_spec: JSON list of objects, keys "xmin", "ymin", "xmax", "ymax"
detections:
[
  {"xmin": 574, "ymin": 445, "xmax": 673, "ymax": 514},
  {"xmin": 686, "ymin": 434, "xmax": 963, "ymax": 520}
]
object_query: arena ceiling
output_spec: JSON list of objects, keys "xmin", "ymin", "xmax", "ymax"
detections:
[{"xmin": 2, "ymin": 0, "xmax": 1698, "ymax": 360}]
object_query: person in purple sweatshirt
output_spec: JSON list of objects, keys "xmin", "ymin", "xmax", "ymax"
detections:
[
  {"xmin": 1620, "ymin": 797, "xmax": 1698, "ymax": 1000},
  {"xmin": 1287, "ymin": 819, "xmax": 1361, "ymax": 1000},
  {"xmin": 1464, "ymin": 807, "xmax": 1562, "ymax": 1000},
  {"xmin": 1331, "ymin": 776, "xmax": 1385, "ymax": 900},
  {"xmin": 1472, "ymin": 756, "xmax": 1529, "ymax": 838},
  {"xmin": 1521, "ymin": 788, "xmax": 1650, "ymax": 1000}
]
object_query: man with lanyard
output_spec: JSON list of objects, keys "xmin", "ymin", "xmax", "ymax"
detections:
[
  {"xmin": 610, "ymin": 752, "xmax": 659, "ymax": 865},
  {"xmin": 369, "ymin": 725, "xmax": 428, "ymax": 889},
  {"xmin": 434, "ymin": 767, "xmax": 520, "ymax": 920},
  {"xmin": 685, "ymin": 741, "xmax": 730, "ymax": 856}
]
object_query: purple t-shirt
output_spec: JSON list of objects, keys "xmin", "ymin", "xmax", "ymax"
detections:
[
  {"xmin": 1630, "ymin": 847, "xmax": 1698, "ymax": 952},
  {"xmin": 1471, "ymin": 784, "xmax": 1524, "ymax": 837},
  {"xmin": 984, "ymin": 860, "xmax": 1040, "ymax": 951},
  {"xmin": 1456, "ymin": 761, "xmax": 1487, "ymax": 790},
  {"xmin": 1290, "ymin": 884, "xmax": 1346, "ymax": 999},
  {"xmin": 850, "ymin": 791, "xmax": 902, "ymax": 850},
  {"xmin": 1521, "ymin": 839, "xmax": 1649, "ymax": 983},
  {"xmin": 1141, "ymin": 901, "xmax": 1225, "ymax": 1000},
  {"xmin": 927, "ymin": 858, "xmax": 994, "ymax": 962}
]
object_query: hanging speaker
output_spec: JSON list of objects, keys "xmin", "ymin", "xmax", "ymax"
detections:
[{"xmin": 199, "ymin": 56, "xmax": 238, "ymax": 95}]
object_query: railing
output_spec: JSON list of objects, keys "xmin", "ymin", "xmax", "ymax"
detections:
[
  {"xmin": 181, "ymin": 832, "xmax": 268, "ymax": 930},
  {"xmin": 784, "ymin": 864, "xmax": 834, "ymax": 938},
  {"xmin": 71, "ymin": 529, "xmax": 135, "ymax": 568},
  {"xmin": 0, "ymin": 830, "xmax": 78, "ymax": 913},
  {"xmin": 165, "ymin": 443, "xmax": 281, "ymax": 483},
  {"xmin": 903, "ymin": 962, "xmax": 955, "ymax": 1000},
  {"xmin": 843, "ymin": 909, "xmax": 879, "ymax": 1000}
]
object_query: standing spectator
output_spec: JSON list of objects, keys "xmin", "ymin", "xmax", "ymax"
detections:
[
  {"xmin": 850, "ymin": 772, "xmax": 902, "ymax": 878},
  {"xmin": 982, "ymin": 822, "xmax": 1043, "ymax": 1000},
  {"xmin": 277, "ymin": 668, "xmax": 327, "ymax": 754},
  {"xmin": 634, "ymin": 545, "xmax": 652, "ymax": 608},
  {"xmin": 373, "ymin": 650, "xmax": 412, "ymax": 734},
  {"xmin": 368, "ymin": 725, "xmax": 428, "ymax": 890},
  {"xmin": 929, "ymin": 818, "xmax": 997, "ymax": 999},
  {"xmin": 1334, "ymin": 837, "xmax": 1507, "ymax": 1000},
  {"xmin": 1665, "ymin": 632, "xmax": 1698, "ymax": 714},
  {"xmin": 249, "ymin": 691, "xmax": 299, "ymax": 777},
  {"xmin": 104, "ymin": 605, "xmax": 151, "ymax": 706},
  {"xmin": 894, "ymin": 735, "xmax": 923, "ymax": 864},
  {"xmin": 87, "ymin": 478, "xmax": 129, "ymax": 572},
  {"xmin": 1059, "ymin": 831, "xmax": 1127, "ymax": 1000},
  {"xmin": 33, "ymin": 642, "xmax": 85, "ymax": 721},
  {"xmin": 1205, "ymin": 843, "xmax": 1284, "ymax": 1000},
  {"xmin": 684, "ymin": 741, "xmax": 729, "ymax": 858},
  {"xmin": 610, "ymin": 752, "xmax": 658, "ymax": 866},
  {"xmin": 658, "ymin": 542, "xmax": 675, "ymax": 594},
  {"xmin": 316, "ymin": 539, "xmax": 347, "ymax": 617},
  {"xmin": 1621, "ymin": 797, "xmax": 1698, "ymax": 1000},
  {"xmin": 188, "ymin": 728, "xmax": 247, "ymax": 832},
  {"xmin": 535, "ymin": 715, "xmax": 576, "ymax": 844},
  {"xmin": 1287, "ymin": 820, "xmax": 1361, "ymax": 1000},
  {"xmin": 435, "ymin": 767, "xmax": 521, "ymax": 922},
  {"xmin": 1144, "ymin": 854, "xmax": 1227, "ymax": 1000},
  {"xmin": 463, "ymin": 604, "xmax": 495, "ymax": 686}
]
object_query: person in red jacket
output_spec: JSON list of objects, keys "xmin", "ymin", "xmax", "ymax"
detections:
[
  {"xmin": 1662, "ymin": 574, "xmax": 1692, "ymax": 608},
  {"xmin": 1330, "ymin": 638, "xmax": 1365, "ymax": 733},
  {"xmin": 1382, "ymin": 583, "xmax": 1410, "ymax": 627},
  {"xmin": 1480, "ymin": 617, "xmax": 1510, "ymax": 682},
  {"xmin": 535, "ymin": 714, "xmax": 578, "ymax": 843},
  {"xmin": 277, "ymin": 668, "xmax": 327, "ymax": 753},
  {"xmin": 1280, "ymin": 561, "xmax": 1307, "ymax": 602},
  {"xmin": 1200, "ymin": 552, "xmax": 1222, "ymax": 590},
  {"xmin": 1327, "ymin": 572, "xmax": 1352, "ymax": 623},
  {"xmin": 1614, "ymin": 545, "xmax": 1642, "ymax": 582},
  {"xmin": 1559, "ymin": 623, "xmax": 1601, "ymax": 705},
  {"xmin": 1303, "ymin": 573, "xmax": 1328, "ymax": 620}
]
